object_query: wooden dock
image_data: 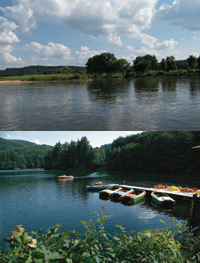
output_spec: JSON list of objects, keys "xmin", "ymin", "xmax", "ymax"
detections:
[{"xmin": 118, "ymin": 184, "xmax": 200, "ymax": 201}]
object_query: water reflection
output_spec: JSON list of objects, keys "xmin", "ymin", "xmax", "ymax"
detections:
[
  {"xmin": 87, "ymin": 78, "xmax": 130, "ymax": 102},
  {"xmin": 161, "ymin": 78, "xmax": 178, "ymax": 92},
  {"xmin": 1, "ymin": 77, "xmax": 200, "ymax": 130}
]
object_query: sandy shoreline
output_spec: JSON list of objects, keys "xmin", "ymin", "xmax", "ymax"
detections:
[{"xmin": 0, "ymin": 79, "xmax": 93, "ymax": 84}]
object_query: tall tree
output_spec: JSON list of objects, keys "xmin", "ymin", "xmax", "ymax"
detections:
[
  {"xmin": 161, "ymin": 58, "xmax": 167, "ymax": 71},
  {"xmin": 166, "ymin": 56, "xmax": 177, "ymax": 71},
  {"xmin": 187, "ymin": 55, "xmax": 197, "ymax": 69},
  {"xmin": 133, "ymin": 55, "xmax": 158, "ymax": 73}
]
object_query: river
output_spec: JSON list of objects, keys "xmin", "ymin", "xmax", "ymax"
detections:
[
  {"xmin": 0, "ymin": 77, "xmax": 200, "ymax": 130},
  {"xmin": 0, "ymin": 169, "xmax": 199, "ymax": 250}
]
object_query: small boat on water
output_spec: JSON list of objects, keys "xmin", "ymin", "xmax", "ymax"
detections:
[
  {"xmin": 57, "ymin": 175, "xmax": 74, "ymax": 180},
  {"xmin": 87, "ymin": 182, "xmax": 118, "ymax": 191},
  {"xmin": 120, "ymin": 189, "xmax": 146, "ymax": 205},
  {"xmin": 99, "ymin": 185, "xmax": 122, "ymax": 199},
  {"xmin": 110, "ymin": 187, "xmax": 134, "ymax": 201},
  {"xmin": 151, "ymin": 191, "xmax": 175, "ymax": 206}
]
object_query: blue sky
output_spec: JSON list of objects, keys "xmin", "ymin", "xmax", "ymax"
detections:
[
  {"xmin": 0, "ymin": 0, "xmax": 199, "ymax": 70},
  {"xmin": 0, "ymin": 131, "xmax": 143, "ymax": 147}
]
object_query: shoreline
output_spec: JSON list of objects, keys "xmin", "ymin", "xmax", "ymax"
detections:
[{"xmin": 0, "ymin": 79, "xmax": 93, "ymax": 84}]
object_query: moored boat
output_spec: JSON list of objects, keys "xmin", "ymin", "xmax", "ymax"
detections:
[
  {"xmin": 87, "ymin": 182, "xmax": 118, "ymax": 191},
  {"xmin": 151, "ymin": 191, "xmax": 175, "ymax": 206},
  {"xmin": 120, "ymin": 189, "xmax": 146, "ymax": 204},
  {"xmin": 99, "ymin": 185, "xmax": 122, "ymax": 199},
  {"xmin": 110, "ymin": 187, "xmax": 134, "ymax": 201},
  {"xmin": 57, "ymin": 175, "xmax": 74, "ymax": 180}
]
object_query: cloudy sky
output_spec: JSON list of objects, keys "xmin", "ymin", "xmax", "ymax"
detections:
[
  {"xmin": 0, "ymin": 0, "xmax": 199, "ymax": 70},
  {"xmin": 0, "ymin": 131, "xmax": 143, "ymax": 147}
]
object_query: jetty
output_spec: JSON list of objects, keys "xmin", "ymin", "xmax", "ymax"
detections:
[{"xmin": 117, "ymin": 184, "xmax": 200, "ymax": 202}]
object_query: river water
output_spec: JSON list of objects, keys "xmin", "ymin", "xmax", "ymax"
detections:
[
  {"xmin": 0, "ymin": 169, "xmax": 200, "ymax": 250},
  {"xmin": 0, "ymin": 77, "xmax": 200, "ymax": 130}
]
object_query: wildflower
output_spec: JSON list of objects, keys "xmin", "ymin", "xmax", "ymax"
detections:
[{"xmin": 28, "ymin": 239, "xmax": 37, "ymax": 248}]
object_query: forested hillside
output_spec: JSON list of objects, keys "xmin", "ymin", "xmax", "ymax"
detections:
[
  {"xmin": 43, "ymin": 132, "xmax": 200, "ymax": 174},
  {"xmin": 0, "ymin": 138, "xmax": 52, "ymax": 170}
]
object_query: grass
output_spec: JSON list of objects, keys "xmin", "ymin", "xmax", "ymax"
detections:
[{"xmin": 0, "ymin": 73, "xmax": 93, "ymax": 82}]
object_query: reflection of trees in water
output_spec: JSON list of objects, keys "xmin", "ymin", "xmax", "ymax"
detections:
[
  {"xmin": 133, "ymin": 78, "xmax": 160, "ymax": 93},
  {"xmin": 189, "ymin": 77, "xmax": 200, "ymax": 94},
  {"xmin": 87, "ymin": 78, "xmax": 131, "ymax": 101},
  {"xmin": 161, "ymin": 78, "xmax": 178, "ymax": 92}
]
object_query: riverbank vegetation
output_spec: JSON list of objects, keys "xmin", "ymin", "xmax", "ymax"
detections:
[
  {"xmin": 0, "ymin": 209, "xmax": 199, "ymax": 262},
  {"xmin": 1, "ymin": 53, "xmax": 200, "ymax": 82}
]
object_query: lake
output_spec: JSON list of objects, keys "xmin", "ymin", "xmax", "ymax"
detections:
[
  {"xmin": 0, "ymin": 77, "xmax": 200, "ymax": 130},
  {"xmin": 0, "ymin": 169, "xmax": 200, "ymax": 250}
]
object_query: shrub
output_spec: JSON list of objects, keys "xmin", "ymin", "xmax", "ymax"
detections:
[{"xmin": 0, "ymin": 210, "xmax": 197, "ymax": 263}]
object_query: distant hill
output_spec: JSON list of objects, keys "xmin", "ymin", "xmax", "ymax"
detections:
[
  {"xmin": 0, "ymin": 138, "xmax": 53, "ymax": 169},
  {"xmin": 0, "ymin": 137, "xmax": 52, "ymax": 151},
  {"xmin": 0, "ymin": 65, "xmax": 87, "ymax": 77}
]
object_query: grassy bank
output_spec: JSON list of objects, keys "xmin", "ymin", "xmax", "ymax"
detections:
[
  {"xmin": 125, "ymin": 68, "xmax": 200, "ymax": 78},
  {"xmin": 0, "ymin": 73, "xmax": 93, "ymax": 82},
  {"xmin": 1, "ymin": 209, "xmax": 200, "ymax": 262}
]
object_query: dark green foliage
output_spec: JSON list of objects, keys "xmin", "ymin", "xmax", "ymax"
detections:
[
  {"xmin": 166, "ymin": 56, "xmax": 177, "ymax": 71},
  {"xmin": 187, "ymin": 55, "xmax": 197, "ymax": 69},
  {"xmin": 1, "ymin": 211, "xmax": 197, "ymax": 262},
  {"xmin": 161, "ymin": 58, "xmax": 167, "ymax": 71},
  {"xmin": 107, "ymin": 131, "xmax": 200, "ymax": 173},
  {"xmin": 133, "ymin": 55, "xmax": 158, "ymax": 73},
  {"xmin": 44, "ymin": 137, "xmax": 94, "ymax": 170},
  {"xmin": 0, "ymin": 138, "xmax": 52, "ymax": 170},
  {"xmin": 86, "ymin": 53, "xmax": 130, "ymax": 76},
  {"xmin": 0, "ymin": 66, "xmax": 86, "ymax": 77}
]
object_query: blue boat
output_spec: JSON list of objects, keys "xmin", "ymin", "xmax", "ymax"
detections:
[{"xmin": 87, "ymin": 182, "xmax": 118, "ymax": 191}]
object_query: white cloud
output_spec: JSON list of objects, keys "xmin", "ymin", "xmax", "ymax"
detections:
[
  {"xmin": 154, "ymin": 0, "xmax": 200, "ymax": 32},
  {"xmin": 0, "ymin": 29, "xmax": 20, "ymax": 44},
  {"xmin": 0, "ymin": 16, "xmax": 18, "ymax": 31},
  {"xmin": 1, "ymin": 0, "xmax": 159, "ymax": 46},
  {"xmin": 24, "ymin": 42, "xmax": 71, "ymax": 61},
  {"xmin": 0, "ymin": 45, "xmax": 24, "ymax": 65},
  {"xmin": 127, "ymin": 38, "xmax": 178, "ymax": 58},
  {"xmin": 76, "ymin": 46, "xmax": 107, "ymax": 63},
  {"xmin": 33, "ymin": 139, "xmax": 42, "ymax": 145}
]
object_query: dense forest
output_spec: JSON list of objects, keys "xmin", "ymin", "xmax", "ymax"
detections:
[
  {"xmin": 0, "ymin": 138, "xmax": 52, "ymax": 170},
  {"xmin": 43, "ymin": 132, "xmax": 200, "ymax": 174},
  {"xmin": 1, "ymin": 132, "xmax": 200, "ymax": 173}
]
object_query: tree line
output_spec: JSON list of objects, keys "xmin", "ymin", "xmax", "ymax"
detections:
[
  {"xmin": 86, "ymin": 52, "xmax": 200, "ymax": 75},
  {"xmin": 0, "ymin": 145, "xmax": 51, "ymax": 170},
  {"xmin": 43, "ymin": 132, "xmax": 200, "ymax": 174}
]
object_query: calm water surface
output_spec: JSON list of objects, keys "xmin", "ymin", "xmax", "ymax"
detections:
[
  {"xmin": 1, "ymin": 77, "xmax": 200, "ymax": 130},
  {"xmin": 0, "ymin": 170, "xmax": 200, "ymax": 249}
]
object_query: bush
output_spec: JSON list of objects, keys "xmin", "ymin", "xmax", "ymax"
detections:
[{"xmin": 0, "ymin": 209, "xmax": 197, "ymax": 262}]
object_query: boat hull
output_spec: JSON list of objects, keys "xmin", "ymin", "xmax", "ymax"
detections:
[
  {"xmin": 87, "ymin": 184, "xmax": 118, "ymax": 191},
  {"xmin": 151, "ymin": 191, "xmax": 175, "ymax": 207},
  {"xmin": 57, "ymin": 175, "xmax": 74, "ymax": 180},
  {"xmin": 121, "ymin": 190, "xmax": 146, "ymax": 205}
]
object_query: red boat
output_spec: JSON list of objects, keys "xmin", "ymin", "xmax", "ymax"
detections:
[{"xmin": 120, "ymin": 189, "xmax": 146, "ymax": 204}]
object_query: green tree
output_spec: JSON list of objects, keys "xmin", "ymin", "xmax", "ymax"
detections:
[
  {"xmin": 161, "ymin": 58, "xmax": 167, "ymax": 71},
  {"xmin": 133, "ymin": 55, "xmax": 158, "ymax": 73},
  {"xmin": 114, "ymin": 58, "xmax": 130, "ymax": 75},
  {"xmin": 86, "ymin": 52, "xmax": 118, "ymax": 75},
  {"xmin": 187, "ymin": 55, "xmax": 197, "ymax": 69},
  {"xmin": 166, "ymin": 56, "xmax": 177, "ymax": 71}
]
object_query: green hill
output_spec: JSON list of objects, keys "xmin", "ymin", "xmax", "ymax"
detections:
[
  {"xmin": 0, "ymin": 138, "xmax": 53, "ymax": 169},
  {"xmin": 0, "ymin": 65, "xmax": 87, "ymax": 77}
]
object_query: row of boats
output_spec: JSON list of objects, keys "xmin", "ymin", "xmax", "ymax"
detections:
[{"xmin": 88, "ymin": 183, "xmax": 176, "ymax": 207}]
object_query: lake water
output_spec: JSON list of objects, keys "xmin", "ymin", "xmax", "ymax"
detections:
[
  {"xmin": 0, "ymin": 169, "xmax": 200, "ymax": 250},
  {"xmin": 0, "ymin": 77, "xmax": 200, "ymax": 130}
]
